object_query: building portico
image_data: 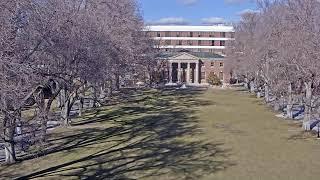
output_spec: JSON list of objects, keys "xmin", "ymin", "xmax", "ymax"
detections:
[
  {"xmin": 156, "ymin": 51, "xmax": 227, "ymax": 86},
  {"xmin": 168, "ymin": 61, "xmax": 199, "ymax": 84},
  {"xmin": 166, "ymin": 52, "xmax": 201, "ymax": 85}
]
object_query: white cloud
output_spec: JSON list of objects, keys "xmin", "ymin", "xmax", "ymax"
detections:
[
  {"xmin": 148, "ymin": 17, "xmax": 190, "ymax": 25},
  {"xmin": 237, "ymin": 9, "xmax": 260, "ymax": 15},
  {"xmin": 177, "ymin": 0, "xmax": 199, "ymax": 6},
  {"xmin": 224, "ymin": 0, "xmax": 251, "ymax": 4},
  {"xmin": 201, "ymin": 17, "xmax": 226, "ymax": 25}
]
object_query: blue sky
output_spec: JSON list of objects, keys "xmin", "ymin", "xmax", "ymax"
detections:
[{"xmin": 138, "ymin": 0, "xmax": 257, "ymax": 25}]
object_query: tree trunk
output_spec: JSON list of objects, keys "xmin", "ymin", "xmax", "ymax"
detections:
[
  {"xmin": 78, "ymin": 97, "xmax": 84, "ymax": 117},
  {"xmin": 57, "ymin": 93, "xmax": 61, "ymax": 108},
  {"xmin": 299, "ymin": 94, "xmax": 304, "ymax": 106},
  {"xmin": 115, "ymin": 74, "xmax": 120, "ymax": 90},
  {"xmin": 62, "ymin": 99, "xmax": 71, "ymax": 126},
  {"xmin": 59, "ymin": 88, "xmax": 66, "ymax": 110},
  {"xmin": 250, "ymin": 80, "xmax": 255, "ymax": 93},
  {"xmin": 58, "ymin": 90, "xmax": 66, "ymax": 109},
  {"xmin": 39, "ymin": 114, "xmax": 48, "ymax": 143},
  {"xmin": 93, "ymin": 87, "xmax": 97, "ymax": 107},
  {"xmin": 303, "ymin": 81, "xmax": 312, "ymax": 130},
  {"xmin": 4, "ymin": 140, "xmax": 16, "ymax": 164},
  {"xmin": 3, "ymin": 114, "xmax": 16, "ymax": 164},
  {"xmin": 99, "ymin": 84, "xmax": 106, "ymax": 100},
  {"xmin": 89, "ymin": 86, "xmax": 97, "ymax": 108},
  {"xmin": 78, "ymin": 85, "xmax": 86, "ymax": 117},
  {"xmin": 36, "ymin": 90, "xmax": 54, "ymax": 143},
  {"xmin": 109, "ymin": 79, "xmax": 113, "ymax": 95},
  {"xmin": 287, "ymin": 83, "xmax": 293, "ymax": 119},
  {"xmin": 244, "ymin": 77, "xmax": 249, "ymax": 89},
  {"xmin": 264, "ymin": 83, "xmax": 270, "ymax": 103},
  {"xmin": 16, "ymin": 110, "xmax": 22, "ymax": 135},
  {"xmin": 60, "ymin": 88, "xmax": 69, "ymax": 126}
]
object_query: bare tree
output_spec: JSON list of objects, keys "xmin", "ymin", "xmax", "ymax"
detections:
[
  {"xmin": 227, "ymin": 0, "xmax": 320, "ymax": 130},
  {"xmin": 0, "ymin": 0, "xmax": 156, "ymax": 164}
]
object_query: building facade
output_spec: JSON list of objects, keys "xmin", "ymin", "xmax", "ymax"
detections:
[
  {"xmin": 146, "ymin": 25, "xmax": 234, "ymax": 85},
  {"xmin": 157, "ymin": 52, "xmax": 226, "ymax": 85}
]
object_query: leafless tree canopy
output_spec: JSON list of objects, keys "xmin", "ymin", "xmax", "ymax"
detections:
[
  {"xmin": 227, "ymin": 0, "xmax": 320, "ymax": 127},
  {"xmin": 0, "ymin": 0, "xmax": 156, "ymax": 164}
]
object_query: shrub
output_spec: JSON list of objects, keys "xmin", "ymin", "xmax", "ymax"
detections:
[{"xmin": 207, "ymin": 72, "xmax": 222, "ymax": 86}]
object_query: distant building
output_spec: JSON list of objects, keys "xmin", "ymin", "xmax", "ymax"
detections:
[{"xmin": 145, "ymin": 25, "xmax": 235, "ymax": 85}]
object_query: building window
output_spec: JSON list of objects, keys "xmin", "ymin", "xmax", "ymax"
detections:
[
  {"xmin": 165, "ymin": 31, "xmax": 170, "ymax": 37},
  {"xmin": 220, "ymin": 62, "xmax": 224, "ymax": 67},
  {"xmin": 178, "ymin": 40, "xmax": 182, "ymax": 45},
  {"xmin": 157, "ymin": 32, "xmax": 161, "ymax": 37},
  {"xmin": 177, "ymin": 32, "xmax": 180, "ymax": 37},
  {"xmin": 188, "ymin": 40, "xmax": 192, "ymax": 45},
  {"xmin": 211, "ymin": 40, "xmax": 215, "ymax": 46},
  {"xmin": 211, "ymin": 62, "xmax": 214, "ymax": 67},
  {"xmin": 165, "ymin": 40, "xmax": 171, "ymax": 45},
  {"xmin": 209, "ymin": 49, "xmax": 214, "ymax": 53},
  {"xmin": 221, "ymin": 32, "xmax": 226, "ymax": 37},
  {"xmin": 190, "ymin": 32, "xmax": 193, "ymax": 37},
  {"xmin": 198, "ymin": 40, "xmax": 201, "ymax": 45},
  {"xmin": 220, "ymin": 40, "xmax": 225, "ymax": 46}
]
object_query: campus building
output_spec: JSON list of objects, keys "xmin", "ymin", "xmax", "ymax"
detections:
[{"xmin": 146, "ymin": 25, "xmax": 234, "ymax": 85}]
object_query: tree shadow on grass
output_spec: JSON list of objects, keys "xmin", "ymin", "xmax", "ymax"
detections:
[
  {"xmin": 234, "ymin": 88, "xmax": 250, "ymax": 93},
  {"xmin": 4, "ymin": 88, "xmax": 234, "ymax": 179},
  {"xmin": 287, "ymin": 129, "xmax": 318, "ymax": 141}
]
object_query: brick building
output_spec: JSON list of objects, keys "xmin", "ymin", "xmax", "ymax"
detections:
[{"xmin": 145, "ymin": 25, "xmax": 234, "ymax": 85}]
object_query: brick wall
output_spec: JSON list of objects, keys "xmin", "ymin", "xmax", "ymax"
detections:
[{"xmin": 200, "ymin": 59, "xmax": 230, "ymax": 83}]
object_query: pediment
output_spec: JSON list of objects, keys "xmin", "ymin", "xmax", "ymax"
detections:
[{"xmin": 170, "ymin": 52, "xmax": 199, "ymax": 60}]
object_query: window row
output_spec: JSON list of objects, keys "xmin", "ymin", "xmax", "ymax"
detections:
[
  {"xmin": 149, "ymin": 31, "xmax": 234, "ymax": 38},
  {"xmin": 160, "ymin": 40, "xmax": 226, "ymax": 46},
  {"xmin": 210, "ymin": 62, "xmax": 224, "ymax": 67},
  {"xmin": 162, "ymin": 48, "xmax": 225, "ymax": 54}
]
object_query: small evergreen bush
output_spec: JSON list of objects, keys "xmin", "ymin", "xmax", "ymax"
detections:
[{"xmin": 207, "ymin": 72, "xmax": 222, "ymax": 86}]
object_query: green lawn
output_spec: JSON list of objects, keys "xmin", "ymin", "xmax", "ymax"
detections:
[{"xmin": 1, "ymin": 88, "xmax": 320, "ymax": 180}]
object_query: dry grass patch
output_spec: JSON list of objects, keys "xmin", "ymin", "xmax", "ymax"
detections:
[{"xmin": 1, "ymin": 88, "xmax": 320, "ymax": 180}]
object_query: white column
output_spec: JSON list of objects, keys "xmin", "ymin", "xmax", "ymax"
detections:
[
  {"xmin": 195, "ymin": 62, "xmax": 199, "ymax": 84},
  {"xmin": 177, "ymin": 62, "xmax": 181, "ymax": 83},
  {"xmin": 187, "ymin": 63, "xmax": 190, "ymax": 84},
  {"xmin": 169, "ymin": 62, "xmax": 172, "ymax": 83}
]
